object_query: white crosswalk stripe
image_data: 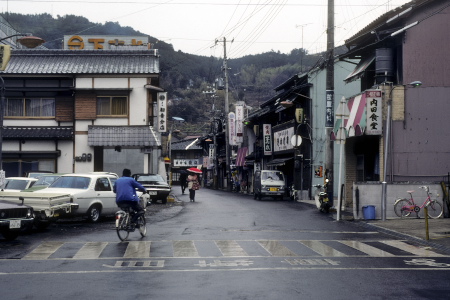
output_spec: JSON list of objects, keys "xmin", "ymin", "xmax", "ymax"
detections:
[{"xmin": 22, "ymin": 240, "xmax": 445, "ymax": 260}]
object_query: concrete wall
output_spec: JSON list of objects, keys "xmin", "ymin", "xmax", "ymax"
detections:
[{"xmin": 352, "ymin": 182, "xmax": 447, "ymax": 220}]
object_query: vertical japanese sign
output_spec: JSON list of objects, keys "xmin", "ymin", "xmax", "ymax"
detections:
[
  {"xmin": 209, "ymin": 144, "xmax": 215, "ymax": 161},
  {"xmin": 365, "ymin": 89, "xmax": 382, "ymax": 135},
  {"xmin": 228, "ymin": 112, "xmax": 236, "ymax": 146},
  {"xmin": 157, "ymin": 92, "xmax": 167, "ymax": 132},
  {"xmin": 325, "ymin": 90, "xmax": 334, "ymax": 128},
  {"xmin": 263, "ymin": 124, "xmax": 272, "ymax": 156},
  {"xmin": 235, "ymin": 104, "xmax": 244, "ymax": 143}
]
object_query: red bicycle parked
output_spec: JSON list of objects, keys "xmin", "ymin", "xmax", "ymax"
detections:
[{"xmin": 393, "ymin": 186, "xmax": 443, "ymax": 219}]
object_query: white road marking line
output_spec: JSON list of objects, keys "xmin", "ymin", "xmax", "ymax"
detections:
[
  {"xmin": 73, "ymin": 242, "xmax": 108, "ymax": 259},
  {"xmin": 339, "ymin": 241, "xmax": 395, "ymax": 257},
  {"xmin": 22, "ymin": 241, "xmax": 65, "ymax": 260},
  {"xmin": 173, "ymin": 240, "xmax": 199, "ymax": 257},
  {"xmin": 381, "ymin": 240, "xmax": 445, "ymax": 257},
  {"xmin": 300, "ymin": 240, "xmax": 347, "ymax": 257}
]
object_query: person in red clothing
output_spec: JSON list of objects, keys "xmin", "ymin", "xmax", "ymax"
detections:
[{"xmin": 187, "ymin": 172, "xmax": 200, "ymax": 202}]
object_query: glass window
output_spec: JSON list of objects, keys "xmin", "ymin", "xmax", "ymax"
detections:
[
  {"xmin": 5, "ymin": 98, "xmax": 55, "ymax": 117},
  {"xmin": 50, "ymin": 176, "xmax": 90, "ymax": 189},
  {"xmin": 97, "ymin": 96, "xmax": 128, "ymax": 116},
  {"xmin": 95, "ymin": 178, "xmax": 111, "ymax": 191}
]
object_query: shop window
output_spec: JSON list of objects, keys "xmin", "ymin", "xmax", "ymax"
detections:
[
  {"xmin": 97, "ymin": 96, "xmax": 128, "ymax": 116},
  {"xmin": 5, "ymin": 98, "xmax": 55, "ymax": 117}
]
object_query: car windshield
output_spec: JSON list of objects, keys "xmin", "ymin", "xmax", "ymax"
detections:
[
  {"xmin": 4, "ymin": 179, "xmax": 32, "ymax": 190},
  {"xmin": 135, "ymin": 175, "xmax": 164, "ymax": 183},
  {"xmin": 34, "ymin": 175, "xmax": 61, "ymax": 186},
  {"xmin": 262, "ymin": 171, "xmax": 284, "ymax": 181},
  {"xmin": 50, "ymin": 176, "xmax": 91, "ymax": 189}
]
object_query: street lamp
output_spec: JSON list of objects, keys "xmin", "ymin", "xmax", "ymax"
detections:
[
  {"xmin": 381, "ymin": 80, "xmax": 422, "ymax": 220},
  {"xmin": 0, "ymin": 33, "xmax": 45, "ymax": 48},
  {"xmin": 0, "ymin": 33, "xmax": 45, "ymax": 184}
]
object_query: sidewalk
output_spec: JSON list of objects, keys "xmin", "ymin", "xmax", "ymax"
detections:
[{"xmin": 299, "ymin": 199, "xmax": 450, "ymax": 254}]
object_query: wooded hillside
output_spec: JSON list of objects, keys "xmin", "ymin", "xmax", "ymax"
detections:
[{"xmin": 3, "ymin": 13, "xmax": 327, "ymax": 135}]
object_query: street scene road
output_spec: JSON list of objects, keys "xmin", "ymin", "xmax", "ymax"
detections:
[{"xmin": 1, "ymin": 188, "xmax": 450, "ymax": 300}]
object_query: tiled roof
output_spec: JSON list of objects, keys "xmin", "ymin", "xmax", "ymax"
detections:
[
  {"xmin": 2, "ymin": 49, "xmax": 160, "ymax": 74},
  {"xmin": 88, "ymin": 125, "xmax": 160, "ymax": 147},
  {"xmin": 171, "ymin": 138, "xmax": 202, "ymax": 150},
  {"xmin": 344, "ymin": 0, "xmax": 428, "ymax": 47},
  {"xmin": 3, "ymin": 126, "xmax": 73, "ymax": 140}
]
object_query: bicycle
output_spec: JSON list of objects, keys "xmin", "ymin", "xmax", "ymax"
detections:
[
  {"xmin": 115, "ymin": 204, "xmax": 147, "ymax": 241},
  {"xmin": 393, "ymin": 186, "xmax": 443, "ymax": 219}
]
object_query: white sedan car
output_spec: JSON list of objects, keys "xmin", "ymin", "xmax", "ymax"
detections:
[
  {"xmin": 1, "ymin": 177, "xmax": 38, "ymax": 192},
  {"xmin": 38, "ymin": 173, "xmax": 120, "ymax": 222}
]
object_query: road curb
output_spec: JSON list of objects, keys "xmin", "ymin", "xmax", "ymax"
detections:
[{"xmin": 354, "ymin": 220, "xmax": 450, "ymax": 255}]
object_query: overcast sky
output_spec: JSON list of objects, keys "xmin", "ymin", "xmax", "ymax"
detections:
[{"xmin": 2, "ymin": 0, "xmax": 411, "ymax": 58}]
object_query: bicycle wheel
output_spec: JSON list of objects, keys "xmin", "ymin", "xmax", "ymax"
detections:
[
  {"xmin": 137, "ymin": 215, "xmax": 147, "ymax": 237},
  {"xmin": 394, "ymin": 199, "xmax": 411, "ymax": 218},
  {"xmin": 426, "ymin": 200, "xmax": 443, "ymax": 219},
  {"xmin": 116, "ymin": 215, "xmax": 130, "ymax": 241}
]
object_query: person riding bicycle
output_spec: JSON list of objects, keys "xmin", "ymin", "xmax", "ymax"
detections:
[{"xmin": 113, "ymin": 168, "xmax": 147, "ymax": 227}]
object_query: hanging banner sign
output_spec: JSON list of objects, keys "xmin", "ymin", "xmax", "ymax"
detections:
[
  {"xmin": 157, "ymin": 92, "xmax": 167, "ymax": 132},
  {"xmin": 365, "ymin": 89, "xmax": 383, "ymax": 135},
  {"xmin": 325, "ymin": 90, "xmax": 334, "ymax": 128},
  {"xmin": 235, "ymin": 104, "xmax": 244, "ymax": 143},
  {"xmin": 263, "ymin": 124, "xmax": 272, "ymax": 155},
  {"xmin": 228, "ymin": 112, "xmax": 236, "ymax": 146}
]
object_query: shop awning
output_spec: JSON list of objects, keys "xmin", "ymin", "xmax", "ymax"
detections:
[
  {"xmin": 245, "ymin": 160, "xmax": 255, "ymax": 166},
  {"xmin": 88, "ymin": 125, "xmax": 160, "ymax": 147},
  {"xmin": 266, "ymin": 157, "xmax": 293, "ymax": 167},
  {"xmin": 236, "ymin": 147, "xmax": 248, "ymax": 167},
  {"xmin": 331, "ymin": 92, "xmax": 367, "ymax": 140},
  {"xmin": 344, "ymin": 55, "xmax": 375, "ymax": 83}
]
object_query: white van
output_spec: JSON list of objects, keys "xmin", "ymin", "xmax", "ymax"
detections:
[{"xmin": 253, "ymin": 170, "xmax": 286, "ymax": 200}]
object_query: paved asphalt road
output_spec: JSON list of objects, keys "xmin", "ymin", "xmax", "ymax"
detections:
[{"xmin": 1, "ymin": 187, "xmax": 450, "ymax": 300}]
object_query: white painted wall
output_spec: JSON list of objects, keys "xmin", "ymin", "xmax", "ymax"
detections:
[{"xmin": 57, "ymin": 140, "xmax": 74, "ymax": 173}]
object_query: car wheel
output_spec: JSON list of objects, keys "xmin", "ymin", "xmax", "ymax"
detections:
[
  {"xmin": 1, "ymin": 230, "xmax": 19, "ymax": 241},
  {"xmin": 87, "ymin": 205, "xmax": 102, "ymax": 222}
]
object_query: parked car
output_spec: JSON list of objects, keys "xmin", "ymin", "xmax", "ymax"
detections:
[
  {"xmin": 132, "ymin": 173, "xmax": 171, "ymax": 204},
  {"xmin": 21, "ymin": 174, "xmax": 66, "ymax": 192},
  {"xmin": 26, "ymin": 171, "xmax": 54, "ymax": 178},
  {"xmin": 36, "ymin": 172, "xmax": 120, "ymax": 222},
  {"xmin": 253, "ymin": 170, "xmax": 286, "ymax": 200},
  {"xmin": 0, "ymin": 199, "xmax": 34, "ymax": 240},
  {"xmin": 1, "ymin": 177, "xmax": 38, "ymax": 192}
]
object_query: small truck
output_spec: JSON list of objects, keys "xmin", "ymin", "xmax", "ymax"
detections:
[{"xmin": 0, "ymin": 192, "xmax": 78, "ymax": 229}]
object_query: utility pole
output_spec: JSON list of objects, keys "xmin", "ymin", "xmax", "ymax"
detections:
[
  {"xmin": 325, "ymin": 0, "xmax": 335, "ymax": 207},
  {"xmin": 216, "ymin": 37, "xmax": 232, "ymax": 191}
]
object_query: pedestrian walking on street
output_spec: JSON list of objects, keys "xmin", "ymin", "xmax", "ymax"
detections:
[
  {"xmin": 179, "ymin": 170, "xmax": 188, "ymax": 194},
  {"xmin": 187, "ymin": 171, "xmax": 200, "ymax": 202}
]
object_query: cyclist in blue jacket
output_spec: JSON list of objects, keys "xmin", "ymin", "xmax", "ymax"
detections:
[{"xmin": 113, "ymin": 168, "xmax": 147, "ymax": 226}]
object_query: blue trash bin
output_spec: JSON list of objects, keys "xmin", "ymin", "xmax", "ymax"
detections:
[{"xmin": 362, "ymin": 205, "xmax": 376, "ymax": 220}]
